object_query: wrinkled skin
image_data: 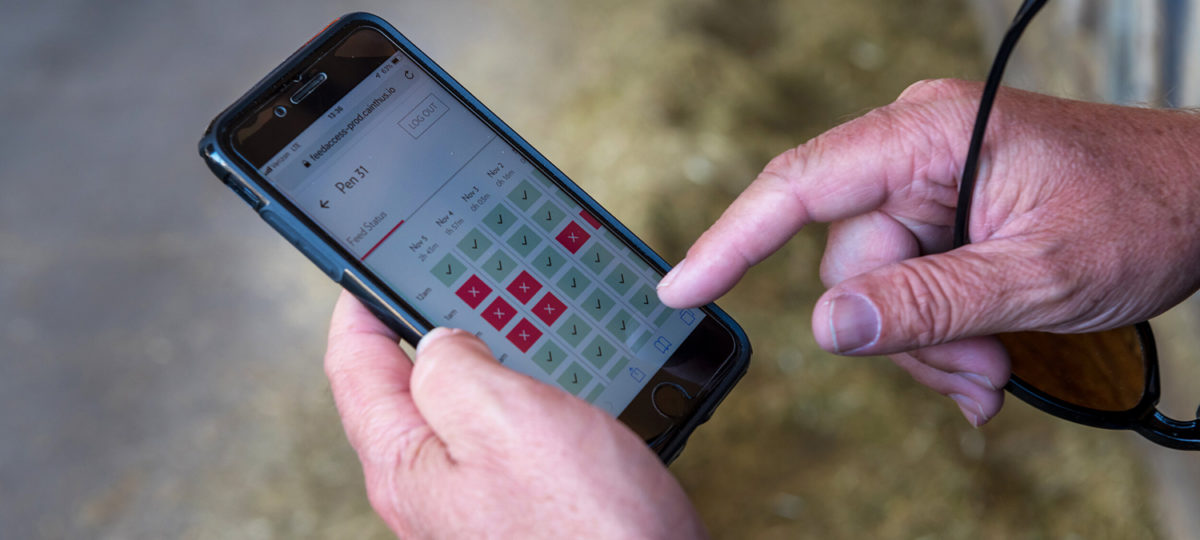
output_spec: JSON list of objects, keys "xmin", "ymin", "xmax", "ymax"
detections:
[
  {"xmin": 659, "ymin": 79, "xmax": 1200, "ymax": 426},
  {"xmin": 325, "ymin": 292, "xmax": 706, "ymax": 539},
  {"xmin": 326, "ymin": 80, "xmax": 1200, "ymax": 537}
]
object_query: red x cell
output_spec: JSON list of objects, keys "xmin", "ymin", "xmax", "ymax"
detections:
[
  {"xmin": 455, "ymin": 275, "xmax": 493, "ymax": 309},
  {"xmin": 481, "ymin": 297, "xmax": 516, "ymax": 330},
  {"xmin": 531, "ymin": 292, "xmax": 567, "ymax": 326},
  {"xmin": 555, "ymin": 221, "xmax": 591, "ymax": 254},
  {"xmin": 506, "ymin": 318, "xmax": 543, "ymax": 353},
  {"xmin": 506, "ymin": 270, "xmax": 543, "ymax": 304}
]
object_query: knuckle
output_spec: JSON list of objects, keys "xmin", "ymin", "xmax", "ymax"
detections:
[
  {"xmin": 856, "ymin": 105, "xmax": 950, "ymax": 187},
  {"xmin": 1028, "ymin": 254, "xmax": 1078, "ymax": 305},
  {"xmin": 780, "ymin": 95, "xmax": 956, "ymax": 191},
  {"xmin": 761, "ymin": 143, "xmax": 810, "ymax": 182},
  {"xmin": 891, "ymin": 79, "xmax": 979, "ymax": 153},
  {"xmin": 1013, "ymin": 242, "xmax": 1089, "ymax": 327},
  {"xmin": 756, "ymin": 144, "xmax": 817, "ymax": 225},
  {"xmin": 886, "ymin": 258, "xmax": 968, "ymax": 346},
  {"xmin": 897, "ymin": 78, "xmax": 975, "ymax": 103}
]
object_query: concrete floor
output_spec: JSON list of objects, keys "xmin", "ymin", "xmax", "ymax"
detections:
[{"xmin": 3, "ymin": 1, "xmax": 1197, "ymax": 538}]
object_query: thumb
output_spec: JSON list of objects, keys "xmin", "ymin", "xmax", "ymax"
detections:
[
  {"xmin": 813, "ymin": 239, "xmax": 1062, "ymax": 354},
  {"xmin": 409, "ymin": 327, "xmax": 566, "ymax": 457}
]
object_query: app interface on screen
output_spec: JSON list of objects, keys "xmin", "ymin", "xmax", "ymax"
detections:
[{"xmin": 259, "ymin": 40, "xmax": 705, "ymax": 416}]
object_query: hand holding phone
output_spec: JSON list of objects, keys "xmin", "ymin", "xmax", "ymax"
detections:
[
  {"xmin": 200, "ymin": 12, "xmax": 750, "ymax": 462},
  {"xmin": 326, "ymin": 291, "xmax": 707, "ymax": 538}
]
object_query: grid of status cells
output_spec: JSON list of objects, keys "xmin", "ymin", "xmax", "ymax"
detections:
[{"xmin": 428, "ymin": 174, "xmax": 681, "ymax": 404}]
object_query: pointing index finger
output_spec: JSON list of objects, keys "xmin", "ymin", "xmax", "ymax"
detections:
[
  {"xmin": 656, "ymin": 110, "xmax": 918, "ymax": 308},
  {"xmin": 655, "ymin": 79, "xmax": 981, "ymax": 310}
]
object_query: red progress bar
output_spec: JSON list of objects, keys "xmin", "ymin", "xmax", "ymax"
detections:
[{"xmin": 361, "ymin": 220, "xmax": 405, "ymax": 260}]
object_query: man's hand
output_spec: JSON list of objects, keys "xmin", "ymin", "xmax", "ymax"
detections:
[
  {"xmin": 658, "ymin": 79, "xmax": 1200, "ymax": 426},
  {"xmin": 324, "ymin": 291, "xmax": 706, "ymax": 539}
]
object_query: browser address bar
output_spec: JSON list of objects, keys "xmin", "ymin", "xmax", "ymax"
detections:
[{"xmin": 270, "ymin": 53, "xmax": 422, "ymax": 191}]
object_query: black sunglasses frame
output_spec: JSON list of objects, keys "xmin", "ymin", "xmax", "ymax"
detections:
[
  {"xmin": 1004, "ymin": 323, "xmax": 1159, "ymax": 429},
  {"xmin": 952, "ymin": 0, "xmax": 1200, "ymax": 449}
]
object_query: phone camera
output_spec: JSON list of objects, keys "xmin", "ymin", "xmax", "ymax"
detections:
[{"xmin": 274, "ymin": 106, "xmax": 288, "ymax": 118}]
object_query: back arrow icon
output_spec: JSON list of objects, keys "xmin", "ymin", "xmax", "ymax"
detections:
[{"xmin": 319, "ymin": 200, "xmax": 330, "ymax": 209}]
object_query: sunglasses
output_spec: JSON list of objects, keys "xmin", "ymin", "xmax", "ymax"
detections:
[{"xmin": 953, "ymin": 0, "xmax": 1200, "ymax": 450}]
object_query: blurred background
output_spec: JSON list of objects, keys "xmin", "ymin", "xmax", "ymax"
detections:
[{"xmin": 2, "ymin": 0, "xmax": 1198, "ymax": 538}]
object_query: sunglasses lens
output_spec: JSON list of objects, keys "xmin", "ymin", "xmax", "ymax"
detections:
[{"xmin": 999, "ymin": 326, "xmax": 1146, "ymax": 412}]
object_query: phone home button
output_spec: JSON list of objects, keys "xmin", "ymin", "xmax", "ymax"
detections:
[{"xmin": 651, "ymin": 382, "xmax": 693, "ymax": 419}]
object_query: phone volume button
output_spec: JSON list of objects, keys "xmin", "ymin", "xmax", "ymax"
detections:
[
  {"xmin": 226, "ymin": 177, "xmax": 265, "ymax": 209},
  {"xmin": 203, "ymin": 145, "xmax": 265, "ymax": 209}
]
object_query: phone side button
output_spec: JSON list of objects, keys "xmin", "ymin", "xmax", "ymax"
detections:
[
  {"xmin": 204, "ymin": 145, "xmax": 266, "ymax": 209},
  {"xmin": 226, "ymin": 177, "xmax": 265, "ymax": 209},
  {"xmin": 260, "ymin": 210, "xmax": 340, "ymax": 280}
]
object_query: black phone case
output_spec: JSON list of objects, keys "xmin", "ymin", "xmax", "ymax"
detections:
[{"xmin": 199, "ymin": 12, "xmax": 751, "ymax": 463}]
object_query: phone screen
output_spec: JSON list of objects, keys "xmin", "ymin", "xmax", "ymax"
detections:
[{"xmin": 234, "ymin": 28, "xmax": 707, "ymax": 417}]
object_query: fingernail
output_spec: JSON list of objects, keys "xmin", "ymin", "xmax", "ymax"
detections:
[
  {"xmin": 656, "ymin": 258, "xmax": 686, "ymax": 291},
  {"xmin": 416, "ymin": 327, "xmax": 458, "ymax": 358},
  {"xmin": 828, "ymin": 294, "xmax": 880, "ymax": 352},
  {"xmin": 959, "ymin": 372, "xmax": 997, "ymax": 391},
  {"xmin": 950, "ymin": 393, "xmax": 985, "ymax": 427}
]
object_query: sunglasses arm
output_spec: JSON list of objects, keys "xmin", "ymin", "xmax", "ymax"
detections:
[{"xmin": 1135, "ymin": 410, "xmax": 1200, "ymax": 450}]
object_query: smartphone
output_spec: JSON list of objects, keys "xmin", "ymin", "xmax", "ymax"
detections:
[{"xmin": 199, "ymin": 12, "xmax": 750, "ymax": 463}]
